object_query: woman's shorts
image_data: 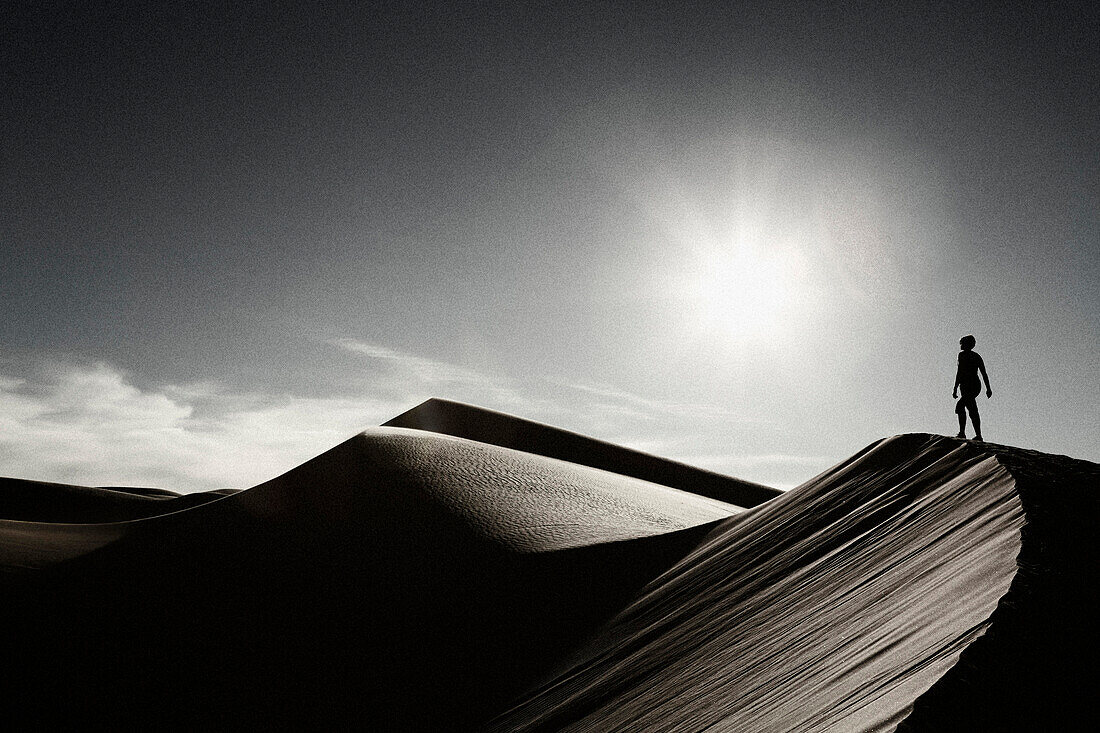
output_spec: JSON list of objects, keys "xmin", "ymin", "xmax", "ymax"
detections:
[{"xmin": 956, "ymin": 380, "xmax": 981, "ymax": 414}]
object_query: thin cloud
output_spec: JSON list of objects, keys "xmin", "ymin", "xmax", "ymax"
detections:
[
  {"xmin": 677, "ymin": 452, "xmax": 835, "ymax": 490},
  {"xmin": 331, "ymin": 337, "xmax": 494, "ymax": 386},
  {"xmin": 717, "ymin": 453, "xmax": 835, "ymax": 467},
  {"xmin": 331, "ymin": 337, "xmax": 561, "ymax": 416},
  {"xmin": 560, "ymin": 380, "xmax": 760, "ymax": 423}
]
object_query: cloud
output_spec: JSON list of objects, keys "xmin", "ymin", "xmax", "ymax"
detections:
[
  {"xmin": 0, "ymin": 344, "xmax": 829, "ymax": 493},
  {"xmin": 560, "ymin": 381, "xmax": 758, "ymax": 423},
  {"xmin": 331, "ymin": 338, "xmax": 494, "ymax": 386},
  {"xmin": 685, "ymin": 452, "xmax": 835, "ymax": 490},
  {"xmin": 0, "ymin": 343, "xmax": 557, "ymax": 492},
  {"xmin": 0, "ymin": 362, "xmax": 404, "ymax": 492},
  {"xmin": 331, "ymin": 337, "xmax": 559, "ymax": 412}
]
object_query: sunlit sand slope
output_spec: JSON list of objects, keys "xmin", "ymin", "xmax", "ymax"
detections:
[
  {"xmin": 489, "ymin": 434, "xmax": 1027, "ymax": 733},
  {"xmin": 236, "ymin": 427, "xmax": 740, "ymax": 552},
  {"xmin": 386, "ymin": 398, "xmax": 779, "ymax": 508}
]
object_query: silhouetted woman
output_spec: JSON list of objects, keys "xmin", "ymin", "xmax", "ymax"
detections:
[{"xmin": 953, "ymin": 334, "xmax": 992, "ymax": 441}]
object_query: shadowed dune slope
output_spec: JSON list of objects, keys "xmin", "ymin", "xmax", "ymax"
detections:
[
  {"xmin": 0, "ymin": 428, "xmax": 739, "ymax": 730},
  {"xmin": 0, "ymin": 476, "xmax": 235, "ymax": 523},
  {"xmin": 385, "ymin": 398, "xmax": 779, "ymax": 508},
  {"xmin": 488, "ymin": 434, "xmax": 1027, "ymax": 733},
  {"xmin": 0, "ymin": 478, "xmax": 237, "ymax": 570},
  {"xmin": 896, "ymin": 440, "xmax": 1099, "ymax": 733}
]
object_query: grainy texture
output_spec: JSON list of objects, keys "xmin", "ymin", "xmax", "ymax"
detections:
[
  {"xmin": 0, "ymin": 425, "xmax": 740, "ymax": 730},
  {"xmin": 238, "ymin": 427, "xmax": 738, "ymax": 551},
  {"xmin": 1, "ymin": 402, "xmax": 1094, "ymax": 732},
  {"xmin": 0, "ymin": 477, "xmax": 234, "ymax": 569}
]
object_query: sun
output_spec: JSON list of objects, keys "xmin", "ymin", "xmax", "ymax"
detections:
[
  {"xmin": 667, "ymin": 231, "xmax": 807, "ymax": 343},
  {"xmin": 641, "ymin": 139, "xmax": 824, "ymax": 344},
  {"xmin": 692, "ymin": 242, "xmax": 793, "ymax": 332}
]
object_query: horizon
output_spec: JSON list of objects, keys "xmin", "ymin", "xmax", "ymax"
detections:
[{"xmin": 2, "ymin": 2, "xmax": 1097, "ymax": 492}]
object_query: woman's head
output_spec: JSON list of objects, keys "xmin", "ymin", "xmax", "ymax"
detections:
[{"xmin": 960, "ymin": 335, "xmax": 976, "ymax": 350}]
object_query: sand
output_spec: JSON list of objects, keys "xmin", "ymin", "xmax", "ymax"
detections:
[
  {"xmin": 235, "ymin": 427, "xmax": 742, "ymax": 552},
  {"xmin": 487, "ymin": 435, "xmax": 1024, "ymax": 732},
  {"xmin": 1, "ymin": 399, "xmax": 1095, "ymax": 731},
  {"xmin": 0, "ymin": 478, "xmax": 234, "ymax": 569}
]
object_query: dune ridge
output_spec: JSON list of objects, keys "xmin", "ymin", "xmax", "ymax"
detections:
[
  {"xmin": 896, "ymin": 440, "xmax": 1099, "ymax": 732},
  {"xmin": 234, "ymin": 426, "xmax": 741, "ymax": 552},
  {"xmin": 385, "ymin": 398, "xmax": 779, "ymax": 508},
  {"xmin": 0, "ymin": 477, "xmax": 236, "ymax": 571},
  {"xmin": 0, "ymin": 476, "xmax": 234, "ymax": 524},
  {"xmin": 487, "ymin": 434, "xmax": 1025, "ymax": 732}
]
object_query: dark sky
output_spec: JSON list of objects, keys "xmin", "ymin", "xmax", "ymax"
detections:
[{"xmin": 2, "ymin": 1, "xmax": 1097, "ymax": 490}]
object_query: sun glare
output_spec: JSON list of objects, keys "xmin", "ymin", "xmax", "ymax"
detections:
[
  {"xmin": 642, "ymin": 136, "xmax": 836, "ymax": 344},
  {"xmin": 690, "ymin": 242, "xmax": 795, "ymax": 334},
  {"xmin": 666, "ymin": 229, "xmax": 808, "ymax": 344}
]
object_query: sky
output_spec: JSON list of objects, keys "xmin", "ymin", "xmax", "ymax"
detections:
[{"xmin": 2, "ymin": 1, "xmax": 1097, "ymax": 492}]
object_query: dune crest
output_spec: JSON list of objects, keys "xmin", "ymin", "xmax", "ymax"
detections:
[
  {"xmin": 0, "ymin": 477, "xmax": 234, "ymax": 570},
  {"xmin": 385, "ymin": 398, "xmax": 779, "ymax": 507}
]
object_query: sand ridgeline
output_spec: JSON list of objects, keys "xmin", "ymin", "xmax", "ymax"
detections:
[
  {"xmin": 487, "ymin": 435, "xmax": 1025, "ymax": 732},
  {"xmin": 0, "ymin": 399, "xmax": 1095, "ymax": 731}
]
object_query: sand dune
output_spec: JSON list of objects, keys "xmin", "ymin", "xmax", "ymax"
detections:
[
  {"xmin": 1, "ymin": 400, "xmax": 1095, "ymax": 731},
  {"xmin": 0, "ymin": 421, "xmax": 743, "ymax": 730},
  {"xmin": 0, "ymin": 476, "xmax": 234, "ymax": 523},
  {"xmin": 235, "ymin": 427, "xmax": 741, "ymax": 552},
  {"xmin": 0, "ymin": 477, "xmax": 235, "ymax": 570},
  {"xmin": 487, "ymin": 435, "xmax": 1024, "ymax": 732}
]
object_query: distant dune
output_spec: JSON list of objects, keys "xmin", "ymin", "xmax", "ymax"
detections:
[
  {"xmin": 0, "ymin": 478, "xmax": 235, "ymax": 570},
  {"xmin": 1, "ymin": 399, "xmax": 1095, "ymax": 731}
]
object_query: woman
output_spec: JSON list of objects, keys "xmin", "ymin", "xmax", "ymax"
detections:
[{"xmin": 953, "ymin": 334, "xmax": 992, "ymax": 441}]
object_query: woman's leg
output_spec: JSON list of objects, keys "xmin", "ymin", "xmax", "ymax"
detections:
[{"xmin": 969, "ymin": 401, "xmax": 982, "ymax": 439}]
